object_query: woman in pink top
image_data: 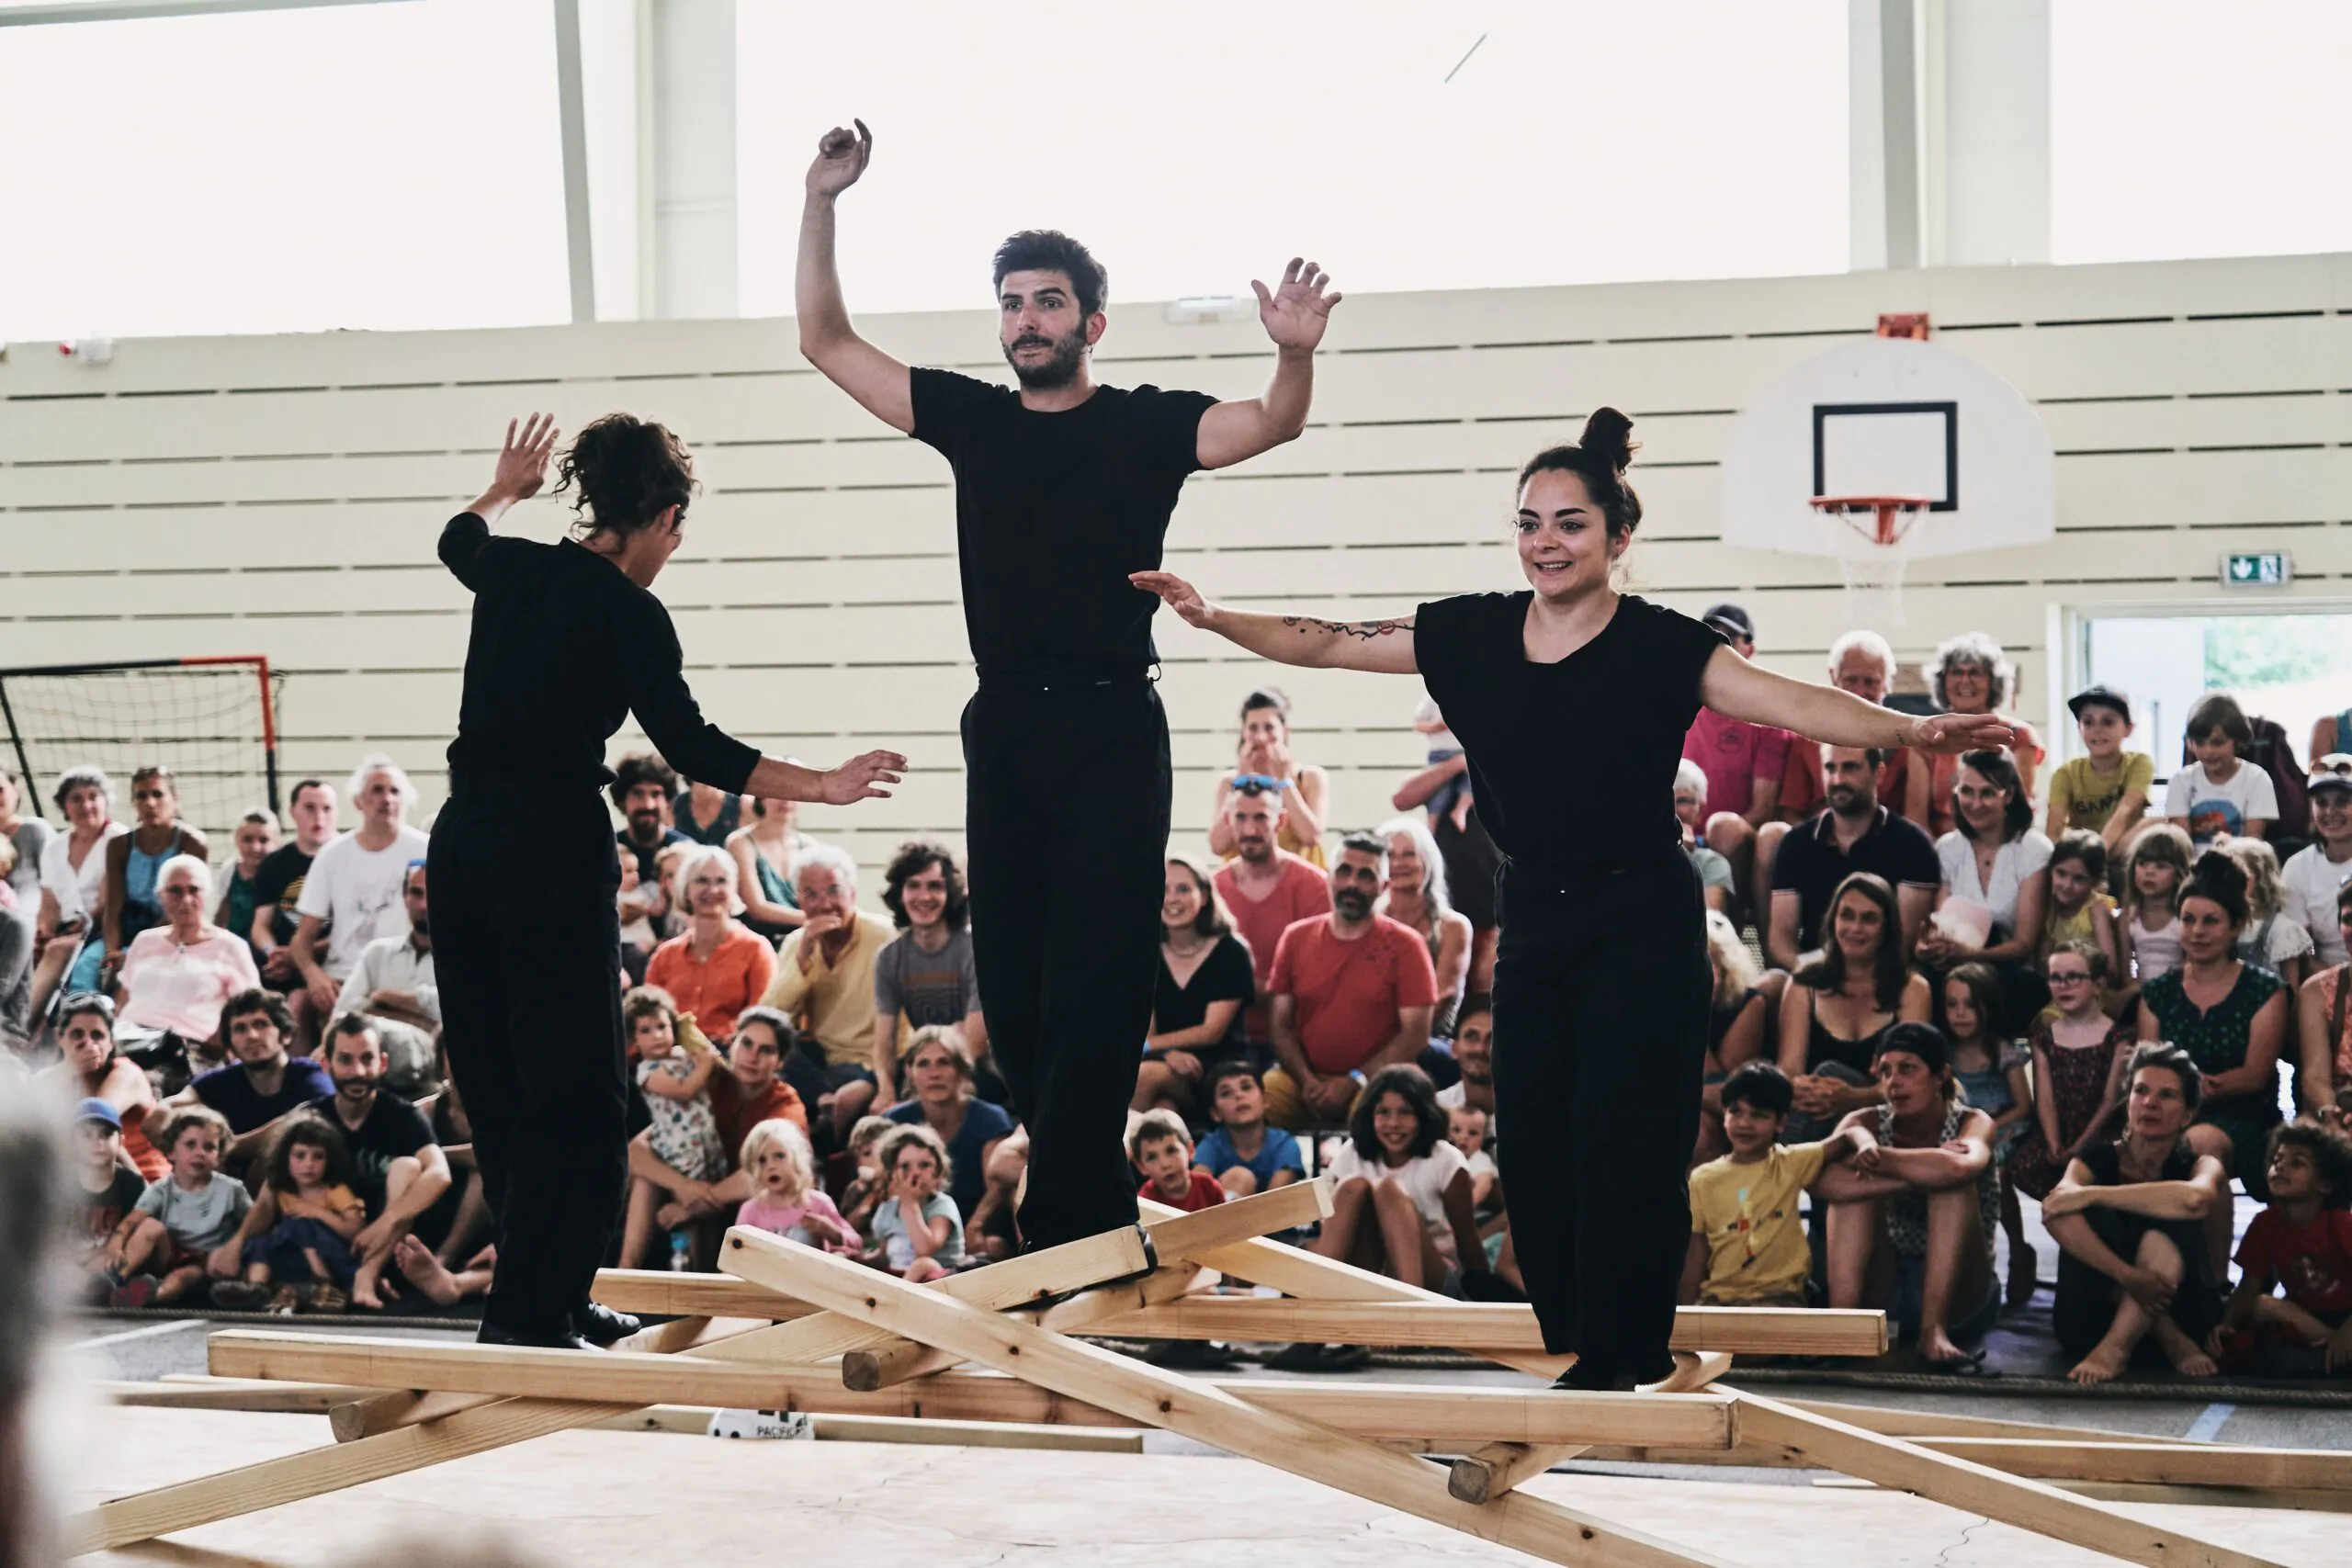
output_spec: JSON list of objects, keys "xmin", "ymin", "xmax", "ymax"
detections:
[
  {"xmin": 116, "ymin": 855, "xmax": 259, "ymax": 1050},
  {"xmin": 645, "ymin": 845, "xmax": 776, "ymax": 1041}
]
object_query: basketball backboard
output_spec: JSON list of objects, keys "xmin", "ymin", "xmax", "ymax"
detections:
[{"xmin": 1721, "ymin": 337, "xmax": 2054, "ymax": 561}]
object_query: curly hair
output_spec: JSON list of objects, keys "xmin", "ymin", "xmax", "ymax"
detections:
[
  {"xmin": 220, "ymin": 987, "xmax": 295, "ymax": 1040},
  {"xmin": 263, "ymin": 1113, "xmax": 357, "ymax": 1198},
  {"xmin": 880, "ymin": 840, "xmax": 968, "ymax": 931},
  {"xmin": 1930, "ymin": 632, "xmax": 2016, "ymax": 710},
  {"xmin": 2268, "ymin": 1120, "xmax": 2352, "ymax": 1210},
  {"xmin": 991, "ymin": 230, "xmax": 1107, "ymax": 318},
  {"xmin": 556, "ymin": 412, "xmax": 696, "ymax": 535}
]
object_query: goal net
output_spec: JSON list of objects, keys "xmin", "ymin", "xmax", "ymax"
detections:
[{"xmin": 0, "ymin": 657, "xmax": 283, "ymax": 841}]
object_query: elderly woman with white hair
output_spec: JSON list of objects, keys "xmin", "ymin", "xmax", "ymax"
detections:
[
  {"xmin": 1377, "ymin": 816, "xmax": 1475, "ymax": 1037},
  {"xmin": 762, "ymin": 840, "xmax": 900, "ymax": 1134},
  {"xmin": 1910, "ymin": 632, "xmax": 2044, "ymax": 839},
  {"xmin": 645, "ymin": 844, "xmax": 776, "ymax": 1043},
  {"xmin": 114, "ymin": 853, "xmax": 259, "ymax": 1058}
]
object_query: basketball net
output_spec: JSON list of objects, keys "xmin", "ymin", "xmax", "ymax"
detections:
[{"xmin": 1810, "ymin": 496, "xmax": 1928, "ymax": 627}]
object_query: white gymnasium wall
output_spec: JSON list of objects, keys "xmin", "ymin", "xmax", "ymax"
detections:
[{"xmin": 4, "ymin": 252, "xmax": 2349, "ymax": 879}]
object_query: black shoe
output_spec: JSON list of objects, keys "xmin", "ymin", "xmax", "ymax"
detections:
[
  {"xmin": 1551, "ymin": 1360, "xmax": 1639, "ymax": 1393},
  {"xmin": 573, "ymin": 1302, "xmax": 641, "ymax": 1348},
  {"xmin": 1264, "ymin": 1341, "xmax": 1332, "ymax": 1371},
  {"xmin": 478, "ymin": 1319, "xmax": 596, "ymax": 1351}
]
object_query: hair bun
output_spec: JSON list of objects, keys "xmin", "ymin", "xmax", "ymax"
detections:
[
  {"xmin": 1579, "ymin": 407, "xmax": 1638, "ymax": 472},
  {"xmin": 2189, "ymin": 852, "xmax": 2247, "ymax": 900}
]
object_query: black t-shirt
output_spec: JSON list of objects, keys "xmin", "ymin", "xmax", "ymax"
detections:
[
  {"xmin": 440, "ymin": 517, "xmax": 760, "ymax": 794},
  {"xmin": 193, "ymin": 1057, "xmax": 335, "ymax": 1133},
  {"xmin": 1771, "ymin": 807, "xmax": 1941, "ymax": 950},
  {"xmin": 1413, "ymin": 592, "xmax": 1724, "ymax": 874},
  {"xmin": 1432, "ymin": 805, "xmax": 1501, "ymax": 931},
  {"xmin": 909, "ymin": 368, "xmax": 1216, "ymax": 678},
  {"xmin": 80, "ymin": 1166, "xmax": 149, "ymax": 1248},
  {"xmin": 1151, "ymin": 934, "xmax": 1255, "ymax": 1050},
  {"xmin": 309, "ymin": 1090, "xmax": 433, "ymax": 1212},
  {"xmin": 250, "ymin": 842, "xmax": 317, "ymax": 947}
]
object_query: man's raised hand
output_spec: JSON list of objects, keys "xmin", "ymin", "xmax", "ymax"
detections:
[
  {"xmin": 817, "ymin": 748, "xmax": 908, "ymax": 805},
  {"xmin": 1129, "ymin": 570, "xmax": 1217, "ymax": 630},
  {"xmin": 807, "ymin": 119, "xmax": 874, "ymax": 198},
  {"xmin": 489, "ymin": 413, "xmax": 558, "ymax": 502},
  {"xmin": 1252, "ymin": 257, "xmax": 1342, "ymax": 352}
]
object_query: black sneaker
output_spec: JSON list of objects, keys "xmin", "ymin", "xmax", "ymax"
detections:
[
  {"xmin": 572, "ymin": 1302, "xmax": 641, "ymax": 1348},
  {"xmin": 1263, "ymin": 1341, "xmax": 1332, "ymax": 1371},
  {"xmin": 1551, "ymin": 1360, "xmax": 1639, "ymax": 1393},
  {"xmin": 479, "ymin": 1320, "xmax": 595, "ymax": 1351}
]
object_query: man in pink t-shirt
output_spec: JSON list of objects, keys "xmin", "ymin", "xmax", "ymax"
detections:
[
  {"xmin": 1261, "ymin": 836, "xmax": 1437, "ymax": 1131},
  {"xmin": 1211, "ymin": 784, "xmax": 1329, "ymax": 1045},
  {"xmin": 1680, "ymin": 604, "xmax": 1794, "ymax": 913}
]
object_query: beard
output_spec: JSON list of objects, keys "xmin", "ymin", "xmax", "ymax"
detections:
[
  {"xmin": 1333, "ymin": 889, "xmax": 1374, "ymax": 921},
  {"xmin": 1002, "ymin": 326, "xmax": 1088, "ymax": 389},
  {"xmin": 1826, "ymin": 783, "xmax": 1869, "ymax": 816}
]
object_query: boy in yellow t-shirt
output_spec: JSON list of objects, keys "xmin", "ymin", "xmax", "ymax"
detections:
[
  {"xmin": 1682, "ymin": 1062, "xmax": 1866, "ymax": 1307},
  {"xmin": 2045, "ymin": 684, "xmax": 2154, "ymax": 854}
]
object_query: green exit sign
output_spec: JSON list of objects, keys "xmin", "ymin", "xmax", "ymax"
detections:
[{"xmin": 2222, "ymin": 551, "xmax": 2291, "ymax": 587}]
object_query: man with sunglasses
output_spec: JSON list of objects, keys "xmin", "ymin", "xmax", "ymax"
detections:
[
  {"xmin": 2285, "ymin": 757, "xmax": 2352, "ymax": 969},
  {"xmin": 1212, "ymin": 783, "xmax": 1331, "ymax": 1053}
]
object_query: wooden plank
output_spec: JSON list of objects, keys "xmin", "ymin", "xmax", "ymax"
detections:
[
  {"xmin": 722, "ymin": 1226, "xmax": 1738, "ymax": 1568},
  {"xmin": 1732, "ymin": 1392, "xmax": 2293, "ymax": 1568},
  {"xmin": 1914, "ymin": 1439, "xmax": 2352, "ymax": 1493},
  {"xmin": 99, "ymin": 1379, "xmax": 378, "ymax": 1414},
  {"xmin": 1140, "ymin": 1176, "xmax": 1335, "ymax": 1258},
  {"xmin": 1781, "ymin": 1398, "xmax": 2223, "ymax": 1448},
  {"xmin": 329, "ymin": 1389, "xmax": 492, "ymax": 1444},
  {"xmin": 589, "ymin": 1268, "xmax": 820, "ymax": 1320},
  {"xmin": 1089, "ymin": 1298, "xmax": 1886, "ymax": 1358},
  {"xmin": 1450, "ymin": 1441, "xmax": 1577, "ymax": 1506},
  {"xmin": 844, "ymin": 1264, "xmax": 1211, "ymax": 1391}
]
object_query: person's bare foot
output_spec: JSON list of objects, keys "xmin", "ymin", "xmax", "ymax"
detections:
[
  {"xmin": 349, "ymin": 1271, "xmax": 390, "ymax": 1311},
  {"xmin": 2068, "ymin": 1344, "xmax": 2128, "ymax": 1385},
  {"xmin": 396, "ymin": 1235, "xmax": 464, "ymax": 1306},
  {"xmin": 2156, "ymin": 1322, "xmax": 2218, "ymax": 1378},
  {"xmin": 1916, "ymin": 1325, "xmax": 1973, "ymax": 1366}
]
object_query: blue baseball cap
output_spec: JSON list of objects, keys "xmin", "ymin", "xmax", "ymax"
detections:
[{"xmin": 75, "ymin": 1097, "xmax": 123, "ymax": 1130}]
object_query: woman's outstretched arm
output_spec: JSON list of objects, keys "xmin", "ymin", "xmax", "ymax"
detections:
[
  {"xmin": 1699, "ymin": 645, "xmax": 2011, "ymax": 755},
  {"xmin": 1129, "ymin": 570, "xmax": 1419, "ymax": 674}
]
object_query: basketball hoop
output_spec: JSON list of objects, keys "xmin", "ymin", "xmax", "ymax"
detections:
[{"xmin": 1810, "ymin": 494, "xmax": 1930, "ymax": 626}]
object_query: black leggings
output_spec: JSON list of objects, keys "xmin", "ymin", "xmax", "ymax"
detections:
[
  {"xmin": 1490, "ymin": 850, "xmax": 1709, "ymax": 1382},
  {"xmin": 430, "ymin": 784, "xmax": 628, "ymax": 1336},
  {"xmin": 962, "ymin": 679, "xmax": 1170, "ymax": 1250}
]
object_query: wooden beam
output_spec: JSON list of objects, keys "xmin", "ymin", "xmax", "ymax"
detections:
[
  {"xmin": 722, "ymin": 1226, "xmax": 1739, "ymax": 1568},
  {"xmin": 1781, "ymin": 1398, "xmax": 2222, "ymax": 1448},
  {"xmin": 590, "ymin": 1268, "xmax": 821, "ymax": 1319},
  {"xmin": 844, "ymin": 1264, "xmax": 1211, "ymax": 1391},
  {"xmin": 1914, "ymin": 1439, "xmax": 2352, "ymax": 1493},
  {"xmin": 1141, "ymin": 1177, "xmax": 1334, "ymax": 1258},
  {"xmin": 1449, "ymin": 1441, "xmax": 1574, "ymax": 1505},
  {"xmin": 1087, "ymin": 1298, "xmax": 1886, "ymax": 1358},
  {"xmin": 1732, "ymin": 1392, "xmax": 2293, "ymax": 1568},
  {"xmin": 99, "ymin": 1379, "xmax": 378, "ymax": 1414}
]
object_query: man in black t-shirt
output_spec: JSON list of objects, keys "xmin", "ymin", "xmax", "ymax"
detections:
[
  {"xmin": 150, "ymin": 988, "xmax": 334, "ymax": 1174},
  {"xmin": 1768, "ymin": 745, "xmax": 1941, "ymax": 969},
  {"xmin": 308, "ymin": 1015, "xmax": 450, "ymax": 1311},
  {"xmin": 249, "ymin": 778, "xmax": 339, "ymax": 1015},
  {"xmin": 795, "ymin": 120, "xmax": 1340, "ymax": 1247}
]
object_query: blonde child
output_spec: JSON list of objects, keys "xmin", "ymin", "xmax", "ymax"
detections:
[
  {"xmin": 1130, "ymin": 1109, "xmax": 1226, "ymax": 1212},
  {"xmin": 2041, "ymin": 830, "xmax": 2123, "ymax": 980},
  {"xmin": 213, "ymin": 1114, "xmax": 366, "ymax": 1314},
  {"xmin": 106, "ymin": 1106, "xmax": 250, "ymax": 1306},
  {"xmin": 1446, "ymin": 1104, "xmax": 1499, "ymax": 1213},
  {"xmin": 619, "ymin": 987, "xmax": 726, "ymax": 1268},
  {"xmin": 736, "ymin": 1118, "xmax": 859, "ymax": 1254},
  {"xmin": 865, "ymin": 1123, "xmax": 963, "ymax": 1282},
  {"xmin": 2120, "ymin": 823, "xmax": 2194, "ymax": 987},
  {"xmin": 2211, "ymin": 834, "xmax": 2315, "ymax": 990},
  {"xmin": 832, "ymin": 1113, "xmax": 897, "ymax": 1235},
  {"xmin": 1943, "ymin": 964, "xmax": 2036, "ymax": 1305}
]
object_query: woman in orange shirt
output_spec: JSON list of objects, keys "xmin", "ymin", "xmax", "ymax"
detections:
[
  {"xmin": 1911, "ymin": 632, "xmax": 2045, "ymax": 837},
  {"xmin": 645, "ymin": 846, "xmax": 777, "ymax": 1042}
]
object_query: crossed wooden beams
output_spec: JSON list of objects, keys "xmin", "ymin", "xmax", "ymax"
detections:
[{"xmin": 73, "ymin": 1177, "xmax": 2328, "ymax": 1567}]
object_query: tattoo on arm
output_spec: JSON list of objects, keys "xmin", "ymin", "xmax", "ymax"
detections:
[{"xmin": 1282, "ymin": 615, "xmax": 1413, "ymax": 641}]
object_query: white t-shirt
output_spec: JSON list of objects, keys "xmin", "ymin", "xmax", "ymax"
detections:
[
  {"xmin": 2163, "ymin": 760, "xmax": 2278, "ymax": 850},
  {"xmin": 296, "ymin": 827, "xmax": 429, "ymax": 979},
  {"xmin": 39, "ymin": 822, "xmax": 125, "ymax": 925},
  {"xmin": 2239, "ymin": 911, "xmax": 2315, "ymax": 974},
  {"xmin": 1935, "ymin": 829, "xmax": 2054, "ymax": 938},
  {"xmin": 2281, "ymin": 842, "xmax": 2352, "ymax": 968},
  {"xmin": 1414, "ymin": 695, "xmax": 1459, "ymax": 752},
  {"xmin": 1323, "ymin": 1137, "xmax": 1471, "ymax": 1268}
]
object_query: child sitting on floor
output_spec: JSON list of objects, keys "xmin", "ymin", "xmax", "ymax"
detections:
[
  {"xmin": 1190, "ymin": 1061, "xmax": 1306, "ymax": 1198},
  {"xmin": 737, "ymin": 1117, "xmax": 860, "ymax": 1254},
  {"xmin": 107, "ymin": 1107, "xmax": 251, "ymax": 1307},
  {"xmin": 865, "ymin": 1123, "xmax": 964, "ymax": 1283},
  {"xmin": 1311, "ymin": 1065, "xmax": 1480, "ymax": 1291},
  {"xmin": 74, "ymin": 1100, "xmax": 150, "ymax": 1305},
  {"xmin": 213, "ymin": 1114, "xmax": 366, "ymax": 1314},
  {"xmin": 1943, "ymin": 963, "xmax": 2037, "ymax": 1306},
  {"xmin": 2210, "ymin": 1121, "xmax": 2352, "ymax": 1375},
  {"xmin": 1446, "ymin": 1104, "xmax": 1499, "ymax": 1213},
  {"xmin": 1133, "ymin": 1109, "xmax": 1227, "ymax": 1212},
  {"xmin": 831, "ymin": 1114, "xmax": 897, "ymax": 1237},
  {"xmin": 1682, "ymin": 1061, "xmax": 1865, "ymax": 1308}
]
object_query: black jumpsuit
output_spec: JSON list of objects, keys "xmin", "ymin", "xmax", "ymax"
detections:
[
  {"xmin": 1414, "ymin": 591, "xmax": 1725, "ymax": 1385},
  {"xmin": 428, "ymin": 515, "xmax": 758, "ymax": 1337}
]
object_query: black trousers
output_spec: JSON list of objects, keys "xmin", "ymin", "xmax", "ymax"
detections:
[
  {"xmin": 429, "ymin": 782, "xmax": 628, "ymax": 1335},
  {"xmin": 1489, "ymin": 848, "xmax": 1710, "ymax": 1382},
  {"xmin": 962, "ymin": 678, "xmax": 1170, "ymax": 1249}
]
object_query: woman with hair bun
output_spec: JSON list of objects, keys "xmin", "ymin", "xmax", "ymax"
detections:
[
  {"xmin": 1134, "ymin": 407, "xmax": 2012, "ymax": 1390},
  {"xmin": 429, "ymin": 413, "xmax": 905, "ymax": 1350},
  {"xmin": 1208, "ymin": 687, "xmax": 1329, "ymax": 867}
]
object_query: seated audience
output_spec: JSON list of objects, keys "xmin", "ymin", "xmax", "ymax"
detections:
[
  {"xmin": 211, "ymin": 1114, "xmax": 367, "ymax": 1313},
  {"xmin": 395, "ymin": 1058, "xmax": 497, "ymax": 1308},
  {"xmin": 1133, "ymin": 1109, "xmax": 1227, "ymax": 1213},
  {"xmin": 1212, "ymin": 782, "xmax": 1330, "ymax": 1046},
  {"xmin": 1682, "ymin": 1061, "xmax": 1867, "ymax": 1307},
  {"xmin": 290, "ymin": 755, "xmax": 428, "ymax": 1025},
  {"xmin": 115, "ymin": 855, "xmax": 259, "ymax": 1073},
  {"xmin": 1672, "ymin": 760, "xmax": 1736, "ymax": 913},
  {"xmin": 215, "ymin": 808, "xmax": 278, "ymax": 961},
  {"xmin": 616, "ymin": 855, "xmax": 657, "ymax": 983},
  {"xmin": 1207, "ymin": 687, "xmax": 1329, "ymax": 867},
  {"xmin": 1816, "ymin": 1024, "xmax": 2002, "ymax": 1368},
  {"xmin": 39, "ymin": 995, "xmax": 165, "ymax": 1180},
  {"xmin": 2285, "ymin": 761, "xmax": 2352, "ymax": 968},
  {"xmin": 31, "ymin": 765, "xmax": 126, "ymax": 1024},
  {"xmin": 1307, "ymin": 1064, "xmax": 1479, "ymax": 1295},
  {"xmin": 612, "ymin": 753, "xmax": 689, "ymax": 915},
  {"xmin": 0, "ymin": 839, "xmax": 28, "ymax": 1049},
  {"xmin": 105, "ymin": 1105, "xmax": 248, "ymax": 1307},
  {"xmin": 831, "ymin": 1113, "xmax": 897, "ymax": 1236},
  {"xmin": 2008, "ymin": 941, "xmax": 2134, "ymax": 1202},
  {"xmin": 1436, "ymin": 997, "xmax": 1496, "ymax": 1131},
  {"xmin": 1377, "ymin": 816, "xmax": 1472, "ymax": 1037},
  {"xmin": 2138, "ymin": 854, "xmax": 2289, "ymax": 1201},
  {"xmin": 1941, "ymin": 962, "xmax": 2035, "ymax": 1304},
  {"xmin": 1400, "ymin": 756, "xmax": 1501, "ymax": 995},
  {"xmin": 101, "ymin": 766, "xmax": 209, "ymax": 990},
  {"xmin": 2211, "ymin": 1120, "xmax": 2352, "ymax": 1375},
  {"xmin": 886, "ymin": 1025, "xmax": 1018, "ymax": 1251},
  {"xmin": 1192, "ymin": 1060, "xmax": 1306, "ymax": 1197},
  {"xmin": 1412, "ymin": 694, "xmax": 1472, "ymax": 833},
  {"xmin": 870, "ymin": 840, "xmax": 988, "ymax": 1105},
  {"xmin": 2040, "ymin": 830, "xmax": 2123, "ymax": 978},
  {"xmin": 70, "ymin": 1099, "xmax": 149, "ymax": 1304},
  {"xmin": 1136, "ymin": 855, "xmax": 1253, "ymax": 1118},
  {"xmin": 2120, "ymin": 823, "xmax": 2194, "ymax": 991},
  {"xmin": 329, "ymin": 859, "xmax": 437, "ymax": 1099},
  {"xmin": 2044, "ymin": 1043, "xmax": 2226, "ymax": 1384},
  {"xmin": 673, "ymin": 774, "xmax": 741, "ymax": 847},
  {"xmin": 646, "ymin": 846, "xmax": 776, "ymax": 1044},
  {"xmin": 249, "ymin": 780, "xmax": 337, "ymax": 1043},
  {"xmin": 1263, "ymin": 836, "xmax": 1439, "ymax": 1131},
  {"xmin": 621, "ymin": 1005, "xmax": 812, "ymax": 1249},
  {"xmin": 1447, "ymin": 1103, "xmax": 1498, "ymax": 1213},
  {"xmin": 1768, "ymin": 745, "xmax": 1939, "ymax": 972},
  {"xmin": 1910, "ymin": 633, "xmax": 2044, "ymax": 836},
  {"xmin": 1921, "ymin": 750, "xmax": 2053, "ymax": 1023},
  {"xmin": 1698, "ymin": 910, "xmax": 1771, "ymax": 1164},
  {"xmin": 2047, "ymin": 685, "xmax": 2154, "ymax": 855},
  {"xmin": 150, "ymin": 988, "xmax": 334, "ymax": 1174},
  {"xmin": 865, "ymin": 1122, "xmax": 964, "ymax": 1282},
  {"xmin": 2166, "ymin": 692, "xmax": 2277, "ymax": 850},
  {"xmin": 1776, "ymin": 873, "xmax": 1932, "ymax": 1139},
  {"xmin": 2294, "ymin": 884, "xmax": 2352, "ymax": 1127},
  {"xmin": 1818, "ymin": 629, "xmax": 1913, "ymax": 821},
  {"xmin": 727, "ymin": 795, "xmax": 812, "ymax": 942},
  {"xmin": 290, "ymin": 1016, "xmax": 450, "ymax": 1310},
  {"xmin": 2212, "ymin": 834, "xmax": 2314, "ymax": 991},
  {"xmin": 735, "ymin": 1117, "xmax": 859, "ymax": 1253},
  {"xmin": 619, "ymin": 987, "xmax": 726, "ymax": 1269},
  {"xmin": 762, "ymin": 843, "xmax": 895, "ymax": 1134},
  {"xmin": 1681, "ymin": 604, "xmax": 1791, "ymax": 909}
]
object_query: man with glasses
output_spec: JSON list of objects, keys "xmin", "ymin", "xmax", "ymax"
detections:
[
  {"xmin": 331, "ymin": 861, "xmax": 438, "ymax": 1098},
  {"xmin": 2285, "ymin": 758, "xmax": 2352, "ymax": 968}
]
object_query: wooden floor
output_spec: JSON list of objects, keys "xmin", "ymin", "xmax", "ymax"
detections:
[{"xmin": 72, "ymin": 1406, "xmax": 2338, "ymax": 1567}]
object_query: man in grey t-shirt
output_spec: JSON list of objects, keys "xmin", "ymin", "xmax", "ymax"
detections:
[{"xmin": 870, "ymin": 841, "xmax": 988, "ymax": 1101}]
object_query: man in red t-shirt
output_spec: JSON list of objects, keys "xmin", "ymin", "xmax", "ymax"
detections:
[
  {"xmin": 1680, "ymin": 604, "xmax": 1793, "ymax": 914},
  {"xmin": 1262, "ymin": 836, "xmax": 1438, "ymax": 1131},
  {"xmin": 1212, "ymin": 784, "xmax": 1330, "ymax": 1044}
]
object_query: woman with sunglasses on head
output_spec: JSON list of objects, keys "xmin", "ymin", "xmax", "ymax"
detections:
[
  {"xmin": 1133, "ymin": 407, "xmax": 2009, "ymax": 1391},
  {"xmin": 430, "ymin": 413, "xmax": 905, "ymax": 1351}
]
